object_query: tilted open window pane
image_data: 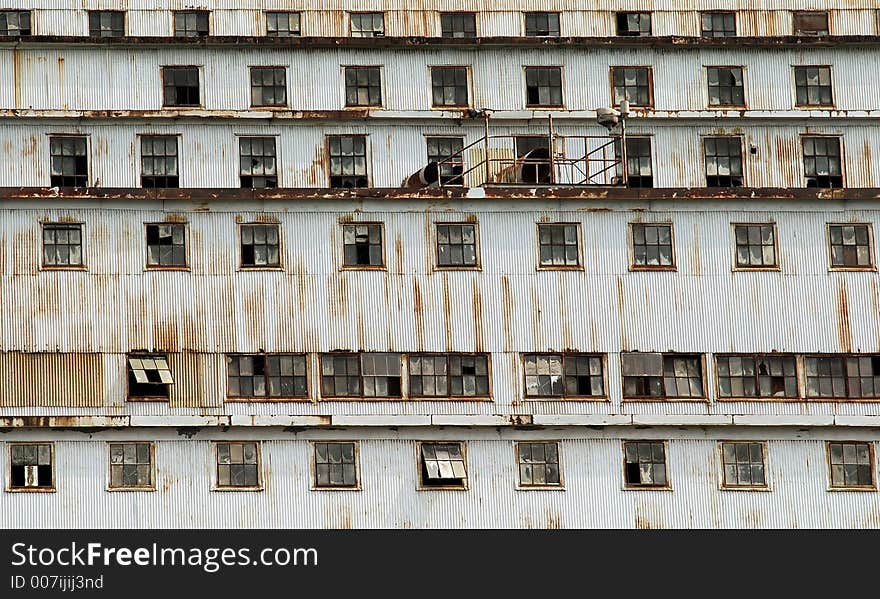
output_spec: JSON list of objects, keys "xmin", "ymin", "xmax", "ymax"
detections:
[{"xmin": 421, "ymin": 443, "xmax": 467, "ymax": 487}]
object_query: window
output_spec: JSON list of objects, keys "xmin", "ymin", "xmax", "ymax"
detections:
[
  {"xmin": 802, "ymin": 137, "xmax": 842, "ymax": 188},
  {"xmin": 250, "ymin": 67, "xmax": 287, "ymax": 107},
  {"xmin": 794, "ymin": 66, "xmax": 833, "ymax": 107},
  {"xmin": 707, "ymin": 67, "xmax": 745, "ymax": 107},
  {"xmin": 344, "ymin": 66, "xmax": 382, "ymax": 107},
  {"xmin": 716, "ymin": 354, "xmax": 797, "ymax": 398},
  {"xmin": 227, "ymin": 354, "xmax": 308, "ymax": 399},
  {"xmin": 828, "ymin": 442, "xmax": 874, "ymax": 489},
  {"xmin": 419, "ymin": 442, "xmax": 467, "ymax": 489},
  {"xmin": 313, "ymin": 442, "xmax": 359, "ymax": 489},
  {"xmin": 701, "ymin": 11, "xmax": 736, "ymax": 37},
  {"xmin": 350, "ymin": 12, "xmax": 384, "ymax": 37},
  {"xmin": 426, "ymin": 137, "xmax": 464, "ymax": 186},
  {"xmin": 361, "ymin": 353, "xmax": 402, "ymax": 397},
  {"xmin": 615, "ymin": 137, "xmax": 653, "ymax": 188},
  {"xmin": 108, "ymin": 443, "xmax": 154, "ymax": 490},
  {"xmin": 828, "ymin": 224, "xmax": 873, "ymax": 269},
  {"xmin": 146, "ymin": 223, "xmax": 186, "ymax": 268},
  {"xmin": 720, "ymin": 442, "xmax": 767, "ymax": 488},
  {"xmin": 409, "ymin": 354, "xmax": 490, "ymax": 397},
  {"xmin": 328, "ymin": 135, "xmax": 369, "ymax": 188},
  {"xmin": 49, "ymin": 136, "xmax": 88, "ymax": 187},
  {"xmin": 215, "ymin": 442, "xmax": 261, "ymax": 489},
  {"xmin": 173, "ymin": 10, "xmax": 209, "ymax": 37},
  {"xmin": 630, "ymin": 223, "xmax": 674, "ymax": 269},
  {"xmin": 793, "ymin": 11, "xmax": 829, "ymax": 35},
  {"xmin": 704, "ymin": 137, "xmax": 744, "ymax": 187},
  {"xmin": 616, "ymin": 12, "xmax": 652, "ymax": 36},
  {"xmin": 127, "ymin": 354, "xmax": 173, "ymax": 399},
  {"xmin": 320, "ymin": 353, "xmax": 401, "ymax": 398},
  {"xmin": 240, "ymin": 223, "xmax": 281, "ymax": 268},
  {"xmin": 524, "ymin": 12, "xmax": 560, "ymax": 37},
  {"xmin": 806, "ymin": 355, "xmax": 880, "ymax": 399},
  {"xmin": 435, "ymin": 222, "xmax": 477, "ymax": 267},
  {"xmin": 516, "ymin": 442, "xmax": 562, "ymax": 487},
  {"xmin": 0, "ymin": 10, "xmax": 30, "ymax": 35},
  {"xmin": 524, "ymin": 67, "xmax": 563, "ymax": 107},
  {"xmin": 431, "ymin": 66, "xmax": 469, "ymax": 107},
  {"xmin": 537, "ymin": 223, "xmax": 580, "ymax": 268},
  {"xmin": 611, "ymin": 67, "xmax": 652, "ymax": 107},
  {"xmin": 239, "ymin": 137, "xmax": 278, "ymax": 188},
  {"xmin": 623, "ymin": 442, "xmax": 668, "ymax": 488},
  {"xmin": 621, "ymin": 353, "xmax": 704, "ymax": 400},
  {"xmin": 342, "ymin": 223, "xmax": 384, "ymax": 267},
  {"xmin": 320, "ymin": 354, "xmax": 362, "ymax": 397},
  {"xmin": 42, "ymin": 223, "xmax": 83, "ymax": 268},
  {"xmin": 162, "ymin": 67, "xmax": 200, "ymax": 107},
  {"xmin": 88, "ymin": 11, "xmax": 124, "ymax": 37},
  {"xmin": 733, "ymin": 224, "xmax": 777, "ymax": 268},
  {"xmin": 8, "ymin": 443, "xmax": 53, "ymax": 491},
  {"xmin": 523, "ymin": 353, "xmax": 604, "ymax": 398},
  {"xmin": 140, "ymin": 135, "xmax": 179, "ymax": 188},
  {"xmin": 266, "ymin": 11, "xmax": 300, "ymax": 36},
  {"xmin": 440, "ymin": 12, "xmax": 476, "ymax": 38},
  {"xmin": 516, "ymin": 137, "xmax": 552, "ymax": 184}
]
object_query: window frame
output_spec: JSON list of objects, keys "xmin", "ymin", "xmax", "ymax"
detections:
[
  {"xmin": 615, "ymin": 11, "xmax": 653, "ymax": 36},
  {"xmin": 514, "ymin": 441, "xmax": 565, "ymax": 490},
  {"xmin": 792, "ymin": 65, "xmax": 834, "ymax": 109},
  {"xmin": 310, "ymin": 441, "xmax": 362, "ymax": 491},
  {"xmin": 326, "ymin": 134, "xmax": 371, "ymax": 189},
  {"xmin": 87, "ymin": 10, "xmax": 126, "ymax": 37},
  {"xmin": 433, "ymin": 220, "xmax": 481, "ymax": 270},
  {"xmin": 348, "ymin": 11, "xmax": 385, "ymax": 38},
  {"xmin": 439, "ymin": 12, "xmax": 477, "ymax": 38},
  {"xmin": 523, "ymin": 65, "xmax": 565, "ymax": 108},
  {"xmin": 804, "ymin": 354, "xmax": 880, "ymax": 400},
  {"xmin": 609, "ymin": 66, "xmax": 654, "ymax": 109},
  {"xmin": 48, "ymin": 134, "xmax": 90, "ymax": 188},
  {"xmin": 826, "ymin": 222, "xmax": 875, "ymax": 271},
  {"xmin": 700, "ymin": 11, "xmax": 737, "ymax": 37},
  {"xmin": 627, "ymin": 221, "xmax": 676, "ymax": 272},
  {"xmin": 715, "ymin": 353, "xmax": 800, "ymax": 400},
  {"xmin": 143, "ymin": 221, "xmax": 188, "ymax": 271},
  {"xmin": 730, "ymin": 222, "xmax": 780, "ymax": 272},
  {"xmin": 407, "ymin": 352, "xmax": 492, "ymax": 400},
  {"xmin": 0, "ymin": 10, "xmax": 32, "ymax": 36},
  {"xmin": 416, "ymin": 441, "xmax": 469, "ymax": 491},
  {"xmin": 264, "ymin": 11, "xmax": 301, "ymax": 37},
  {"xmin": 318, "ymin": 352, "xmax": 404, "ymax": 399},
  {"xmin": 705, "ymin": 65, "xmax": 747, "ymax": 109},
  {"xmin": 521, "ymin": 352, "xmax": 607, "ymax": 401},
  {"xmin": 718, "ymin": 441, "xmax": 770, "ymax": 491},
  {"xmin": 425, "ymin": 135, "xmax": 466, "ymax": 187},
  {"xmin": 523, "ymin": 11, "xmax": 561, "ymax": 37},
  {"xmin": 40, "ymin": 221, "xmax": 87, "ymax": 271},
  {"xmin": 428, "ymin": 65, "xmax": 472, "ymax": 109},
  {"xmin": 340, "ymin": 221, "xmax": 386, "ymax": 271},
  {"xmin": 702, "ymin": 135, "xmax": 746, "ymax": 188},
  {"xmin": 106, "ymin": 441, "xmax": 156, "ymax": 492},
  {"xmin": 238, "ymin": 135, "xmax": 280, "ymax": 189},
  {"xmin": 248, "ymin": 65, "xmax": 288, "ymax": 109},
  {"xmin": 160, "ymin": 65, "xmax": 202, "ymax": 109},
  {"xmin": 212, "ymin": 441, "xmax": 263, "ymax": 492},
  {"xmin": 792, "ymin": 10, "xmax": 830, "ymax": 36},
  {"xmin": 138, "ymin": 133, "xmax": 181, "ymax": 189},
  {"xmin": 126, "ymin": 352, "xmax": 173, "ymax": 401},
  {"xmin": 225, "ymin": 353, "xmax": 311, "ymax": 401},
  {"xmin": 620, "ymin": 352, "xmax": 708, "ymax": 402},
  {"xmin": 535, "ymin": 222, "xmax": 583, "ymax": 271},
  {"xmin": 342, "ymin": 65, "xmax": 384, "ymax": 108},
  {"xmin": 826, "ymin": 441, "xmax": 876, "ymax": 491},
  {"xmin": 621, "ymin": 440, "xmax": 672, "ymax": 491},
  {"xmin": 238, "ymin": 221, "xmax": 283, "ymax": 271},
  {"xmin": 801, "ymin": 135, "xmax": 844, "ymax": 189},
  {"xmin": 172, "ymin": 10, "xmax": 210, "ymax": 37},
  {"xmin": 6, "ymin": 442, "xmax": 56, "ymax": 493}
]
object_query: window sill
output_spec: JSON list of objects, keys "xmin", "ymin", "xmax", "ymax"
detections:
[
  {"xmin": 40, "ymin": 266, "xmax": 88, "ymax": 272},
  {"xmin": 407, "ymin": 396, "xmax": 494, "ymax": 402},
  {"xmin": 145, "ymin": 266, "xmax": 190, "ymax": 272},
  {"xmin": 720, "ymin": 485, "xmax": 772, "ymax": 492},
  {"xmin": 827, "ymin": 486, "xmax": 877, "ymax": 492},
  {"xmin": 340, "ymin": 265, "xmax": 387, "ymax": 271},
  {"xmin": 417, "ymin": 484, "xmax": 469, "ymax": 491},
  {"xmin": 161, "ymin": 105, "xmax": 203, "ymax": 110},
  {"xmin": 536, "ymin": 265, "xmax": 584, "ymax": 272},
  {"xmin": 225, "ymin": 397, "xmax": 313, "ymax": 403},
  {"xmin": 732, "ymin": 266, "xmax": 781, "ymax": 272},
  {"xmin": 311, "ymin": 485, "xmax": 362, "ymax": 492},
  {"xmin": 622, "ymin": 397, "xmax": 708, "ymax": 402},
  {"xmin": 795, "ymin": 104, "xmax": 835, "ymax": 109},
  {"xmin": 126, "ymin": 397, "xmax": 171, "ymax": 402},
  {"xmin": 622, "ymin": 485, "xmax": 672, "ymax": 491},
  {"xmin": 525, "ymin": 105, "xmax": 566, "ymax": 110},
  {"xmin": 6, "ymin": 487, "xmax": 56, "ymax": 493},
  {"xmin": 106, "ymin": 486, "xmax": 157, "ymax": 493},
  {"xmin": 522, "ymin": 396, "xmax": 609, "ymax": 402},
  {"xmin": 829, "ymin": 266, "xmax": 877, "ymax": 272},
  {"xmin": 516, "ymin": 485, "xmax": 565, "ymax": 491},
  {"xmin": 716, "ymin": 396, "xmax": 803, "ymax": 402},
  {"xmin": 319, "ymin": 396, "xmax": 405, "ymax": 401},
  {"xmin": 629, "ymin": 265, "xmax": 677, "ymax": 272},
  {"xmin": 211, "ymin": 486, "xmax": 265, "ymax": 492},
  {"xmin": 434, "ymin": 265, "xmax": 482, "ymax": 272},
  {"xmin": 238, "ymin": 266, "xmax": 284, "ymax": 272}
]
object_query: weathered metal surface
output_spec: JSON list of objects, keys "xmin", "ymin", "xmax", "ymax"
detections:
[{"xmin": 0, "ymin": 352, "xmax": 103, "ymax": 407}]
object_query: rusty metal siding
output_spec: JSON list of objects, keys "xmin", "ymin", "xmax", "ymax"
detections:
[{"xmin": 0, "ymin": 352, "xmax": 103, "ymax": 407}]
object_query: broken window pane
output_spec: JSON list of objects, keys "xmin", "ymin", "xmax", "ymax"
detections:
[
  {"xmin": 431, "ymin": 66, "xmax": 469, "ymax": 107},
  {"xmin": 436, "ymin": 223, "xmax": 477, "ymax": 266},
  {"xmin": 321, "ymin": 354, "xmax": 362, "ymax": 397},
  {"xmin": 704, "ymin": 136, "xmax": 744, "ymax": 187},
  {"xmin": 49, "ymin": 136, "xmax": 88, "ymax": 187},
  {"xmin": 631, "ymin": 223, "xmax": 674, "ymax": 268},
  {"xmin": 409, "ymin": 353, "xmax": 489, "ymax": 397},
  {"xmin": 794, "ymin": 66, "xmax": 833, "ymax": 107},
  {"xmin": 525, "ymin": 67, "xmax": 563, "ymax": 107},
  {"xmin": 611, "ymin": 67, "xmax": 652, "ymax": 107},
  {"xmin": 624, "ymin": 442, "xmax": 667, "ymax": 487},
  {"xmin": 426, "ymin": 137, "xmax": 465, "ymax": 186},
  {"xmin": 828, "ymin": 224, "xmax": 872, "ymax": 268},
  {"xmin": 227, "ymin": 354, "xmax": 308, "ymax": 398},
  {"xmin": 616, "ymin": 12, "xmax": 651, "ymax": 36},
  {"xmin": 721, "ymin": 442, "xmax": 767, "ymax": 487},
  {"xmin": 523, "ymin": 354, "xmax": 564, "ymax": 396},
  {"xmin": 421, "ymin": 442, "xmax": 467, "ymax": 487},
  {"xmin": 828, "ymin": 442, "xmax": 873, "ymax": 487},
  {"xmin": 9, "ymin": 443, "xmax": 53, "ymax": 489},
  {"xmin": 344, "ymin": 66, "xmax": 382, "ymax": 107},
  {"xmin": 0, "ymin": 10, "xmax": 30, "ymax": 35},
  {"xmin": 240, "ymin": 137, "xmax": 278, "ymax": 188},
  {"xmin": 350, "ymin": 12, "xmax": 384, "ymax": 37},
  {"xmin": 733, "ymin": 224, "xmax": 777, "ymax": 267},
  {"xmin": 314, "ymin": 442, "xmax": 358, "ymax": 488},
  {"xmin": 793, "ymin": 11, "xmax": 829, "ymax": 35},
  {"xmin": 614, "ymin": 137, "xmax": 653, "ymax": 188},
  {"xmin": 537, "ymin": 224, "xmax": 579, "ymax": 267},
  {"xmin": 717, "ymin": 354, "xmax": 797, "ymax": 398},
  {"xmin": 127, "ymin": 353, "xmax": 173, "ymax": 399},
  {"xmin": 342, "ymin": 223, "xmax": 383, "ymax": 267},
  {"xmin": 517, "ymin": 442, "xmax": 561, "ymax": 486},
  {"xmin": 524, "ymin": 12, "xmax": 560, "ymax": 37},
  {"xmin": 440, "ymin": 12, "xmax": 476, "ymax": 37},
  {"xmin": 524, "ymin": 354, "xmax": 604, "ymax": 398},
  {"xmin": 88, "ymin": 11, "xmax": 124, "ymax": 37},
  {"xmin": 42, "ymin": 223, "xmax": 83, "ymax": 267},
  {"xmin": 216, "ymin": 442, "xmax": 259, "ymax": 488},
  {"xmin": 802, "ymin": 137, "xmax": 843, "ymax": 188},
  {"xmin": 174, "ymin": 10, "xmax": 209, "ymax": 37},
  {"xmin": 140, "ymin": 135, "xmax": 179, "ymax": 188},
  {"xmin": 622, "ymin": 353, "xmax": 702, "ymax": 399},
  {"xmin": 701, "ymin": 12, "xmax": 736, "ymax": 36},
  {"xmin": 266, "ymin": 11, "xmax": 300, "ymax": 36},
  {"xmin": 361, "ymin": 353, "xmax": 402, "ymax": 397},
  {"xmin": 328, "ymin": 135, "xmax": 369, "ymax": 188},
  {"xmin": 706, "ymin": 67, "xmax": 744, "ymax": 107},
  {"xmin": 240, "ymin": 223, "xmax": 281, "ymax": 267},
  {"xmin": 162, "ymin": 67, "xmax": 200, "ymax": 107},
  {"xmin": 109, "ymin": 442, "xmax": 153, "ymax": 489},
  {"xmin": 250, "ymin": 67, "xmax": 287, "ymax": 108},
  {"xmin": 146, "ymin": 223, "xmax": 187, "ymax": 267}
]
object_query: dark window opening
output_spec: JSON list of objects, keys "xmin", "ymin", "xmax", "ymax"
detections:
[
  {"xmin": 524, "ymin": 12, "xmax": 560, "ymax": 37},
  {"xmin": 127, "ymin": 354, "xmax": 173, "ymax": 399},
  {"xmin": 802, "ymin": 137, "xmax": 842, "ymax": 188},
  {"xmin": 518, "ymin": 442, "xmax": 561, "ymax": 486},
  {"xmin": 435, "ymin": 223, "xmax": 477, "ymax": 267},
  {"xmin": 266, "ymin": 12, "xmax": 301, "ymax": 36},
  {"xmin": 109, "ymin": 443, "xmax": 153, "ymax": 489},
  {"xmin": 525, "ymin": 66, "xmax": 563, "ymax": 107},
  {"xmin": 704, "ymin": 136, "xmax": 744, "ymax": 187},
  {"xmin": 0, "ymin": 10, "xmax": 30, "ymax": 36},
  {"xmin": 624, "ymin": 442, "xmax": 667, "ymax": 487},
  {"xmin": 701, "ymin": 12, "xmax": 736, "ymax": 37},
  {"xmin": 174, "ymin": 11, "xmax": 209, "ymax": 37},
  {"xmin": 240, "ymin": 137, "xmax": 278, "ymax": 188},
  {"xmin": 611, "ymin": 66, "xmax": 652, "ymax": 107},
  {"xmin": 342, "ymin": 223, "xmax": 383, "ymax": 266},
  {"xmin": 140, "ymin": 135, "xmax": 179, "ymax": 188},
  {"xmin": 631, "ymin": 223, "xmax": 674, "ymax": 268},
  {"xmin": 794, "ymin": 66, "xmax": 833, "ymax": 107},
  {"xmin": 426, "ymin": 137, "xmax": 464, "ymax": 186},
  {"xmin": 516, "ymin": 136, "xmax": 552, "ymax": 184},
  {"xmin": 717, "ymin": 354, "xmax": 797, "ymax": 398},
  {"xmin": 440, "ymin": 12, "xmax": 476, "ymax": 38},
  {"xmin": 146, "ymin": 223, "xmax": 186, "ymax": 267},
  {"xmin": 227, "ymin": 354, "xmax": 308, "ymax": 398},
  {"xmin": 216, "ymin": 442, "xmax": 260, "ymax": 488},
  {"xmin": 162, "ymin": 67, "xmax": 200, "ymax": 107},
  {"xmin": 240, "ymin": 223, "xmax": 281, "ymax": 267},
  {"xmin": 314, "ymin": 442, "xmax": 358, "ymax": 488},
  {"xmin": 344, "ymin": 66, "xmax": 382, "ymax": 107},
  {"xmin": 733, "ymin": 225, "xmax": 777, "ymax": 268},
  {"xmin": 9, "ymin": 444, "xmax": 53, "ymax": 489},
  {"xmin": 431, "ymin": 66, "xmax": 469, "ymax": 107},
  {"xmin": 88, "ymin": 11, "xmax": 124, "ymax": 37},
  {"xmin": 616, "ymin": 12, "xmax": 652, "ymax": 36},
  {"xmin": 50, "ymin": 136, "xmax": 88, "ymax": 188},
  {"xmin": 328, "ymin": 135, "xmax": 369, "ymax": 188},
  {"xmin": 615, "ymin": 137, "xmax": 653, "ymax": 188},
  {"xmin": 250, "ymin": 66, "xmax": 287, "ymax": 107},
  {"xmin": 537, "ymin": 223, "xmax": 579, "ymax": 267}
]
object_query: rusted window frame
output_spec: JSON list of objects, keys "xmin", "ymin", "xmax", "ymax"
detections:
[
  {"xmin": 407, "ymin": 352, "xmax": 492, "ymax": 400},
  {"xmin": 160, "ymin": 65, "xmax": 202, "ymax": 109},
  {"xmin": 319, "ymin": 352, "xmax": 403, "ymax": 399},
  {"xmin": 704, "ymin": 65, "xmax": 746, "ymax": 108},
  {"xmin": 523, "ymin": 65, "xmax": 565, "ymax": 108},
  {"xmin": 40, "ymin": 220, "xmax": 87, "ymax": 271},
  {"xmin": 792, "ymin": 10, "xmax": 829, "ymax": 36},
  {"xmin": 433, "ymin": 220, "xmax": 481, "ymax": 270},
  {"xmin": 126, "ymin": 352, "xmax": 173, "ymax": 401},
  {"xmin": 340, "ymin": 221, "xmax": 385, "ymax": 270},
  {"xmin": 264, "ymin": 11, "xmax": 301, "ymax": 37},
  {"xmin": 106, "ymin": 441, "xmax": 156, "ymax": 492},
  {"xmin": 326, "ymin": 134, "xmax": 371, "ymax": 189},
  {"xmin": 348, "ymin": 11, "xmax": 385, "ymax": 38},
  {"xmin": 609, "ymin": 66, "xmax": 654, "ymax": 109},
  {"xmin": 514, "ymin": 441, "xmax": 565, "ymax": 490},
  {"xmin": 48, "ymin": 134, "xmax": 90, "ymax": 188},
  {"xmin": 792, "ymin": 65, "xmax": 834, "ymax": 109},
  {"xmin": 621, "ymin": 440, "xmax": 672, "ymax": 491},
  {"xmin": 144, "ymin": 221, "xmax": 189, "ymax": 271},
  {"xmin": 237, "ymin": 221, "xmax": 283, "ymax": 271},
  {"xmin": 718, "ymin": 441, "xmax": 770, "ymax": 491},
  {"xmin": 225, "ymin": 353, "xmax": 311, "ymax": 402},
  {"xmin": 138, "ymin": 133, "xmax": 181, "ymax": 189},
  {"xmin": 700, "ymin": 11, "xmax": 737, "ymax": 37},
  {"xmin": 615, "ymin": 11, "xmax": 652, "ymax": 37},
  {"xmin": 803, "ymin": 353, "xmax": 880, "ymax": 400},
  {"xmin": 825, "ymin": 441, "xmax": 876, "ymax": 491},
  {"xmin": 439, "ymin": 11, "xmax": 477, "ymax": 38},
  {"xmin": 172, "ymin": 10, "xmax": 210, "ymax": 37},
  {"xmin": 703, "ymin": 135, "xmax": 746, "ymax": 188},
  {"xmin": 310, "ymin": 440, "xmax": 362, "ymax": 491},
  {"xmin": 801, "ymin": 135, "xmax": 844, "ymax": 189},
  {"xmin": 416, "ymin": 441, "xmax": 469, "ymax": 491},
  {"xmin": 341, "ymin": 64, "xmax": 383, "ymax": 108},
  {"xmin": 212, "ymin": 441, "xmax": 263, "ymax": 492},
  {"xmin": 826, "ymin": 222, "xmax": 875, "ymax": 271},
  {"xmin": 621, "ymin": 352, "xmax": 708, "ymax": 402},
  {"xmin": 428, "ymin": 64, "xmax": 472, "ymax": 109},
  {"xmin": 520, "ymin": 352, "xmax": 607, "ymax": 401},
  {"xmin": 535, "ymin": 222, "xmax": 583, "ymax": 271},
  {"xmin": 87, "ymin": 10, "xmax": 125, "ymax": 37},
  {"xmin": 6, "ymin": 442, "xmax": 56, "ymax": 493},
  {"xmin": 627, "ymin": 221, "xmax": 676, "ymax": 271},
  {"xmin": 248, "ymin": 66, "xmax": 288, "ymax": 109},
  {"xmin": 729, "ymin": 222, "xmax": 779, "ymax": 271},
  {"xmin": 714, "ymin": 353, "xmax": 799, "ymax": 401},
  {"xmin": 523, "ymin": 11, "xmax": 561, "ymax": 37}
]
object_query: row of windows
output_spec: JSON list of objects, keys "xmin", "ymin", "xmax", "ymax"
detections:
[
  {"xmin": 0, "ymin": 9, "xmax": 846, "ymax": 38},
  {"xmin": 117, "ymin": 351, "xmax": 880, "ymax": 402},
  {"xmin": 37, "ymin": 219, "xmax": 877, "ymax": 272},
  {"xmin": 5, "ymin": 440, "xmax": 876, "ymax": 493},
  {"xmin": 44, "ymin": 133, "xmax": 852, "ymax": 190}
]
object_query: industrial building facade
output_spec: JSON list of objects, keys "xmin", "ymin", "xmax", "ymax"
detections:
[{"xmin": 1, "ymin": 1, "xmax": 879, "ymax": 528}]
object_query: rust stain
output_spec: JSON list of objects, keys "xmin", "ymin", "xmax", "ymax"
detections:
[
  {"xmin": 163, "ymin": 212, "xmax": 188, "ymax": 223},
  {"xmin": 22, "ymin": 135, "xmax": 37, "ymax": 157},
  {"xmin": 12, "ymin": 48, "xmax": 21, "ymax": 109},
  {"xmin": 500, "ymin": 275, "xmax": 513, "ymax": 351},
  {"xmin": 394, "ymin": 232, "xmax": 403, "ymax": 274},
  {"xmin": 546, "ymin": 509, "xmax": 562, "ymax": 529},
  {"xmin": 691, "ymin": 223, "xmax": 701, "ymax": 276},
  {"xmin": 442, "ymin": 274, "xmax": 452, "ymax": 351},
  {"xmin": 413, "ymin": 279, "xmax": 424, "ymax": 351},
  {"xmin": 472, "ymin": 278, "xmax": 484, "ymax": 352},
  {"xmin": 837, "ymin": 281, "xmax": 852, "ymax": 352},
  {"xmin": 558, "ymin": 272, "xmax": 572, "ymax": 350},
  {"xmin": 296, "ymin": 257, "xmax": 307, "ymax": 313},
  {"xmin": 616, "ymin": 276, "xmax": 629, "ymax": 351}
]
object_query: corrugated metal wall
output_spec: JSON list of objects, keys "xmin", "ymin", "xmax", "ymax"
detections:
[{"xmin": 0, "ymin": 352, "xmax": 103, "ymax": 406}]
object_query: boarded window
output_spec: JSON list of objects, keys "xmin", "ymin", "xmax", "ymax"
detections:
[
  {"xmin": 239, "ymin": 137, "xmax": 278, "ymax": 188},
  {"xmin": 146, "ymin": 223, "xmax": 186, "ymax": 267},
  {"xmin": 717, "ymin": 355, "xmax": 797, "ymax": 398},
  {"xmin": 109, "ymin": 443, "xmax": 153, "ymax": 489},
  {"xmin": 793, "ymin": 11, "xmax": 829, "ymax": 35},
  {"xmin": 622, "ymin": 353, "xmax": 704, "ymax": 399},
  {"xmin": 42, "ymin": 223, "xmax": 83, "ymax": 267},
  {"xmin": 250, "ymin": 67, "xmax": 287, "ymax": 107},
  {"xmin": 240, "ymin": 223, "xmax": 280, "ymax": 267},
  {"xmin": 431, "ymin": 66, "xmax": 469, "ymax": 107},
  {"xmin": 420, "ymin": 442, "xmax": 467, "ymax": 488},
  {"xmin": 426, "ymin": 137, "xmax": 465, "ymax": 186},
  {"xmin": 524, "ymin": 12, "xmax": 560, "ymax": 37},
  {"xmin": 630, "ymin": 223, "xmax": 674, "ymax": 268},
  {"xmin": 537, "ymin": 223, "xmax": 580, "ymax": 267},
  {"xmin": 127, "ymin": 354, "xmax": 173, "ymax": 399},
  {"xmin": 328, "ymin": 135, "xmax": 369, "ymax": 188},
  {"xmin": 701, "ymin": 12, "xmax": 736, "ymax": 37},
  {"xmin": 806, "ymin": 355, "xmax": 880, "ymax": 398},
  {"xmin": 794, "ymin": 66, "xmax": 833, "ymax": 107},
  {"xmin": 88, "ymin": 11, "xmax": 124, "ymax": 36},
  {"xmin": 9, "ymin": 443, "xmax": 53, "ymax": 490},
  {"xmin": 140, "ymin": 135, "xmax": 179, "ymax": 188},
  {"xmin": 828, "ymin": 442, "xmax": 873, "ymax": 488},
  {"xmin": 733, "ymin": 224, "xmax": 777, "ymax": 268},
  {"xmin": 616, "ymin": 12, "xmax": 652, "ymax": 36},
  {"xmin": 173, "ymin": 10, "xmax": 209, "ymax": 37},
  {"xmin": 523, "ymin": 354, "xmax": 604, "ymax": 398},
  {"xmin": 707, "ymin": 67, "xmax": 744, "ymax": 106},
  {"xmin": 227, "ymin": 354, "xmax": 308, "ymax": 398},
  {"xmin": 344, "ymin": 66, "xmax": 382, "ymax": 107},
  {"xmin": 266, "ymin": 12, "xmax": 300, "ymax": 36},
  {"xmin": 828, "ymin": 224, "xmax": 873, "ymax": 268},
  {"xmin": 440, "ymin": 12, "xmax": 476, "ymax": 37},
  {"xmin": 802, "ymin": 137, "xmax": 842, "ymax": 188},
  {"xmin": 350, "ymin": 12, "xmax": 384, "ymax": 37},
  {"xmin": 50, "ymin": 136, "xmax": 88, "ymax": 187},
  {"xmin": 615, "ymin": 137, "xmax": 653, "ymax": 188},
  {"xmin": 611, "ymin": 67, "xmax": 652, "ymax": 107},
  {"xmin": 525, "ymin": 67, "xmax": 563, "ymax": 107},
  {"xmin": 216, "ymin": 442, "xmax": 260, "ymax": 488},
  {"xmin": 320, "ymin": 354, "xmax": 362, "ymax": 397},
  {"xmin": 409, "ymin": 354, "xmax": 489, "ymax": 397},
  {"xmin": 624, "ymin": 442, "xmax": 667, "ymax": 487},
  {"xmin": 517, "ymin": 442, "xmax": 561, "ymax": 487},
  {"xmin": 162, "ymin": 67, "xmax": 200, "ymax": 107},
  {"xmin": 721, "ymin": 442, "xmax": 766, "ymax": 488},
  {"xmin": 342, "ymin": 223, "xmax": 383, "ymax": 266},
  {"xmin": 361, "ymin": 353, "xmax": 402, "ymax": 397},
  {"xmin": 704, "ymin": 137, "xmax": 744, "ymax": 187},
  {"xmin": 436, "ymin": 223, "xmax": 477, "ymax": 267},
  {"xmin": 0, "ymin": 10, "xmax": 30, "ymax": 35},
  {"xmin": 314, "ymin": 442, "xmax": 358, "ymax": 488}
]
